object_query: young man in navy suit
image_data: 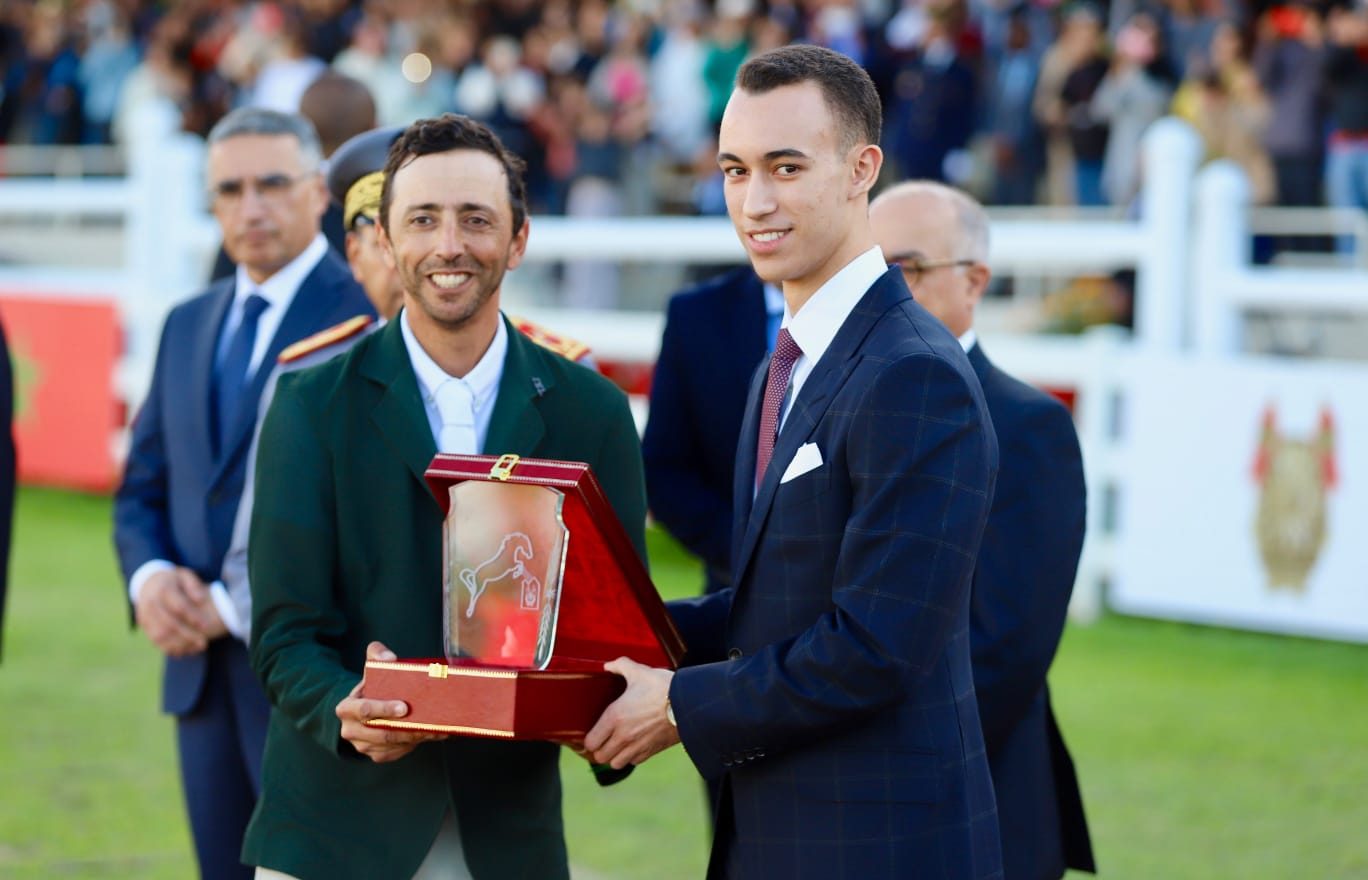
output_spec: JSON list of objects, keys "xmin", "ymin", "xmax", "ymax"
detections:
[
  {"xmin": 588, "ymin": 45, "xmax": 1003, "ymax": 879},
  {"xmin": 871, "ymin": 181, "xmax": 1096, "ymax": 880},
  {"xmin": 112, "ymin": 108, "xmax": 374, "ymax": 880}
]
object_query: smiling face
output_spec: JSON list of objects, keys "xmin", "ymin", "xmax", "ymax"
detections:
[
  {"xmin": 379, "ymin": 148, "xmax": 528, "ymax": 338},
  {"xmin": 717, "ymin": 81, "xmax": 881, "ymax": 310}
]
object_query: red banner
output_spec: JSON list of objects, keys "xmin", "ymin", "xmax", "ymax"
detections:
[{"xmin": 0, "ymin": 294, "xmax": 121, "ymax": 492}]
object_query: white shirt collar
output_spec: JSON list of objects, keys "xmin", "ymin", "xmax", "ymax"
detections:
[
  {"xmin": 958, "ymin": 328, "xmax": 977, "ymax": 353},
  {"xmin": 400, "ymin": 308, "xmax": 508, "ymax": 452},
  {"xmin": 763, "ymin": 282, "xmax": 785, "ymax": 317},
  {"xmin": 226, "ymin": 233, "xmax": 328, "ymax": 374},
  {"xmin": 232, "ymin": 233, "xmax": 328, "ymax": 314},
  {"xmin": 783, "ymin": 246, "xmax": 888, "ymax": 369}
]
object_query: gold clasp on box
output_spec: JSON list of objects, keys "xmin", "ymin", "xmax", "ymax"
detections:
[
  {"xmin": 490, "ymin": 454, "xmax": 520, "ymax": 481},
  {"xmin": 428, "ymin": 663, "xmax": 450, "ymax": 679}
]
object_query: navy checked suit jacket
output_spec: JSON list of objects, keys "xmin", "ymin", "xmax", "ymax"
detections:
[
  {"xmin": 669, "ymin": 268, "xmax": 1004, "ymax": 880},
  {"xmin": 113, "ymin": 251, "xmax": 374, "ymax": 715},
  {"xmin": 642, "ymin": 268, "xmax": 768, "ymax": 594},
  {"xmin": 967, "ymin": 343, "xmax": 1095, "ymax": 880}
]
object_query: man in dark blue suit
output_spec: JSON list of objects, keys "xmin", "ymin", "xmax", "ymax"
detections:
[
  {"xmin": 588, "ymin": 46, "xmax": 1002, "ymax": 879},
  {"xmin": 642, "ymin": 267, "xmax": 780, "ymax": 596},
  {"xmin": 871, "ymin": 180, "xmax": 1096, "ymax": 880},
  {"xmin": 113, "ymin": 107, "xmax": 374, "ymax": 880}
]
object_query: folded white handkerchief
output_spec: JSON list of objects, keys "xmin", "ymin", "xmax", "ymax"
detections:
[{"xmin": 780, "ymin": 442, "xmax": 824, "ymax": 483}]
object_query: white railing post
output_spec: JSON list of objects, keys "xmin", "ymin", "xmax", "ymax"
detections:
[
  {"xmin": 1135, "ymin": 117, "xmax": 1202, "ymax": 352},
  {"xmin": 1192, "ymin": 161, "xmax": 1251, "ymax": 356}
]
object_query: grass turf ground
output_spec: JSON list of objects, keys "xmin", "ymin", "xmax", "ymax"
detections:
[{"xmin": 0, "ymin": 487, "xmax": 1365, "ymax": 878}]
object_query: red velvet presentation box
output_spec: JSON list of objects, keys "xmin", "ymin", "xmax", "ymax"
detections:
[{"xmin": 362, "ymin": 453, "xmax": 685, "ymax": 744}]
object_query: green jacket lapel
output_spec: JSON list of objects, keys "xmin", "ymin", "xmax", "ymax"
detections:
[
  {"xmin": 484, "ymin": 315, "xmax": 552, "ymax": 456},
  {"xmin": 360, "ymin": 319, "xmax": 436, "ymax": 491}
]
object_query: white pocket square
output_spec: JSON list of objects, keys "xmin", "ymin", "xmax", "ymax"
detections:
[{"xmin": 780, "ymin": 442, "xmax": 824, "ymax": 483}]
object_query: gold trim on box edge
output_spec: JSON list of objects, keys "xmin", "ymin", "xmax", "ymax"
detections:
[
  {"xmin": 365, "ymin": 661, "xmax": 519, "ymax": 680},
  {"xmin": 367, "ymin": 719, "xmax": 517, "ymax": 737},
  {"xmin": 365, "ymin": 661, "xmax": 602, "ymax": 681}
]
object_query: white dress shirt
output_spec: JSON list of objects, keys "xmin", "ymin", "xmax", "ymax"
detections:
[
  {"xmin": 220, "ymin": 233, "xmax": 329, "ymax": 378},
  {"xmin": 778, "ymin": 246, "xmax": 888, "ymax": 431},
  {"xmin": 401, "ymin": 308, "xmax": 507, "ymax": 454},
  {"xmin": 958, "ymin": 328, "xmax": 977, "ymax": 353}
]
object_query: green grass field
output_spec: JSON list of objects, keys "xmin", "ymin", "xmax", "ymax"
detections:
[{"xmin": 1, "ymin": 487, "xmax": 1365, "ymax": 878}]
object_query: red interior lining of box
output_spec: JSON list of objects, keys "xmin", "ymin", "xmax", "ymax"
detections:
[{"xmin": 425, "ymin": 456, "xmax": 685, "ymax": 671}]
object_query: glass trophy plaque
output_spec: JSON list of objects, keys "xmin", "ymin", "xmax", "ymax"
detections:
[{"xmin": 443, "ymin": 481, "xmax": 568, "ymax": 669}]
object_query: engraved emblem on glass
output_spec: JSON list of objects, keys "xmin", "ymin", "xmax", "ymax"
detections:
[{"xmin": 444, "ymin": 481, "xmax": 568, "ymax": 669}]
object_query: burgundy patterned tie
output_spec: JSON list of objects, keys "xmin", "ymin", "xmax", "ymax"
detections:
[{"xmin": 755, "ymin": 328, "xmax": 803, "ymax": 485}]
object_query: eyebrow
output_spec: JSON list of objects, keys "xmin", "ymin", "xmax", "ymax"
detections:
[
  {"xmin": 716, "ymin": 148, "xmax": 812, "ymax": 165},
  {"xmin": 405, "ymin": 201, "xmax": 495, "ymax": 215},
  {"xmin": 887, "ymin": 250, "xmax": 929, "ymax": 263}
]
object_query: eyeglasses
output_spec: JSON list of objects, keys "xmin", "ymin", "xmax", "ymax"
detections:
[
  {"xmin": 208, "ymin": 171, "xmax": 316, "ymax": 206},
  {"xmin": 892, "ymin": 257, "xmax": 977, "ymax": 286}
]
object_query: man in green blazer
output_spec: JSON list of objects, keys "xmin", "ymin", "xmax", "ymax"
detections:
[{"xmin": 242, "ymin": 114, "xmax": 647, "ymax": 880}]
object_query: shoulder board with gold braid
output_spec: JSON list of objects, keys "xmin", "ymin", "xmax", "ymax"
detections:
[
  {"xmin": 278, "ymin": 315, "xmax": 374, "ymax": 365},
  {"xmin": 510, "ymin": 315, "xmax": 592, "ymax": 364}
]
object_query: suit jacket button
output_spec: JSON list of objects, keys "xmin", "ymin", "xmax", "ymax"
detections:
[{"xmin": 727, "ymin": 648, "xmax": 742, "ymax": 660}]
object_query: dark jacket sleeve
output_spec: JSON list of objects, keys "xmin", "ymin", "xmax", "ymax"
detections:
[
  {"xmin": 970, "ymin": 398, "xmax": 1085, "ymax": 751},
  {"xmin": 248, "ymin": 374, "xmax": 358, "ymax": 757},
  {"xmin": 0, "ymin": 320, "xmax": 14, "ymax": 660},
  {"xmin": 112, "ymin": 312, "xmax": 179, "ymax": 603},
  {"xmin": 641, "ymin": 297, "xmax": 733, "ymax": 573}
]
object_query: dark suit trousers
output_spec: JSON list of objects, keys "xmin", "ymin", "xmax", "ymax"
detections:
[{"xmin": 176, "ymin": 638, "xmax": 270, "ymax": 880}]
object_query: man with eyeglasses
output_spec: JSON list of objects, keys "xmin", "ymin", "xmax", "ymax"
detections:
[
  {"xmin": 870, "ymin": 181, "xmax": 1095, "ymax": 880},
  {"xmin": 113, "ymin": 106, "xmax": 374, "ymax": 880}
]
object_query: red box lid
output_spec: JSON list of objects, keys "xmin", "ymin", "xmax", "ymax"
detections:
[{"xmin": 425, "ymin": 453, "xmax": 685, "ymax": 671}]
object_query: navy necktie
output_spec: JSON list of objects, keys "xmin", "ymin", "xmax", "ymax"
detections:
[
  {"xmin": 755, "ymin": 328, "xmax": 802, "ymax": 485},
  {"xmin": 214, "ymin": 293, "xmax": 268, "ymax": 455}
]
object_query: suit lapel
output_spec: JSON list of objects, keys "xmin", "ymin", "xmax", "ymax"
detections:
[
  {"xmin": 193, "ymin": 278, "xmax": 235, "ymax": 472},
  {"xmin": 218, "ymin": 257, "xmax": 342, "ymax": 467},
  {"xmin": 729, "ymin": 360, "xmax": 767, "ymax": 577},
  {"xmin": 731, "ymin": 268, "xmax": 909, "ymax": 585},
  {"xmin": 363, "ymin": 319, "xmax": 438, "ymax": 491},
  {"xmin": 483, "ymin": 316, "xmax": 550, "ymax": 456}
]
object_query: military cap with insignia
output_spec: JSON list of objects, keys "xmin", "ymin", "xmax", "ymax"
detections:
[{"xmin": 327, "ymin": 125, "xmax": 404, "ymax": 231}]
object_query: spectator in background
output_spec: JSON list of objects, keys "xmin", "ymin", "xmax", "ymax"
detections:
[
  {"xmin": 1092, "ymin": 12, "xmax": 1173, "ymax": 206},
  {"xmin": 112, "ymin": 14, "xmax": 194, "ymax": 152},
  {"xmin": 244, "ymin": 7, "xmax": 325, "ymax": 112},
  {"xmin": 1254, "ymin": 2, "xmax": 1329, "ymax": 210},
  {"xmin": 21, "ymin": 2, "xmax": 84, "ymax": 145},
  {"xmin": 77, "ymin": 3, "xmax": 140, "ymax": 145},
  {"xmin": 1035, "ymin": 3, "xmax": 1105, "ymax": 205},
  {"xmin": 1158, "ymin": 0, "xmax": 1223, "ymax": 79},
  {"xmin": 987, "ymin": 6, "xmax": 1046, "ymax": 205},
  {"xmin": 1323, "ymin": 1, "xmax": 1368, "ymax": 254},
  {"xmin": 886, "ymin": 0, "xmax": 979, "ymax": 182},
  {"xmin": 331, "ymin": 12, "xmax": 407, "ymax": 125},
  {"xmin": 703, "ymin": 0, "xmax": 752, "ymax": 130},
  {"xmin": 1058, "ymin": 9, "xmax": 1112, "ymax": 206},
  {"xmin": 1173, "ymin": 21, "xmax": 1276, "ymax": 204}
]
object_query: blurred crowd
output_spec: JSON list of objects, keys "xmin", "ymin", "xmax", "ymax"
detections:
[{"xmin": 1, "ymin": 0, "xmax": 1365, "ymax": 219}]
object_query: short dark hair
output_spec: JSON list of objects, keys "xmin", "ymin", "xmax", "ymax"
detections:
[
  {"xmin": 379, "ymin": 113, "xmax": 528, "ymax": 234},
  {"xmin": 735, "ymin": 45, "xmax": 881, "ymax": 151}
]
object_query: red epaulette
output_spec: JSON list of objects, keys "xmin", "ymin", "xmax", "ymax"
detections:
[
  {"xmin": 278, "ymin": 315, "xmax": 374, "ymax": 365},
  {"xmin": 510, "ymin": 315, "xmax": 592, "ymax": 364}
]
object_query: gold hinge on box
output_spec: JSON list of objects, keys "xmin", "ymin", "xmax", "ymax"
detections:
[
  {"xmin": 490, "ymin": 453, "xmax": 520, "ymax": 481},
  {"xmin": 428, "ymin": 663, "xmax": 450, "ymax": 679}
]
